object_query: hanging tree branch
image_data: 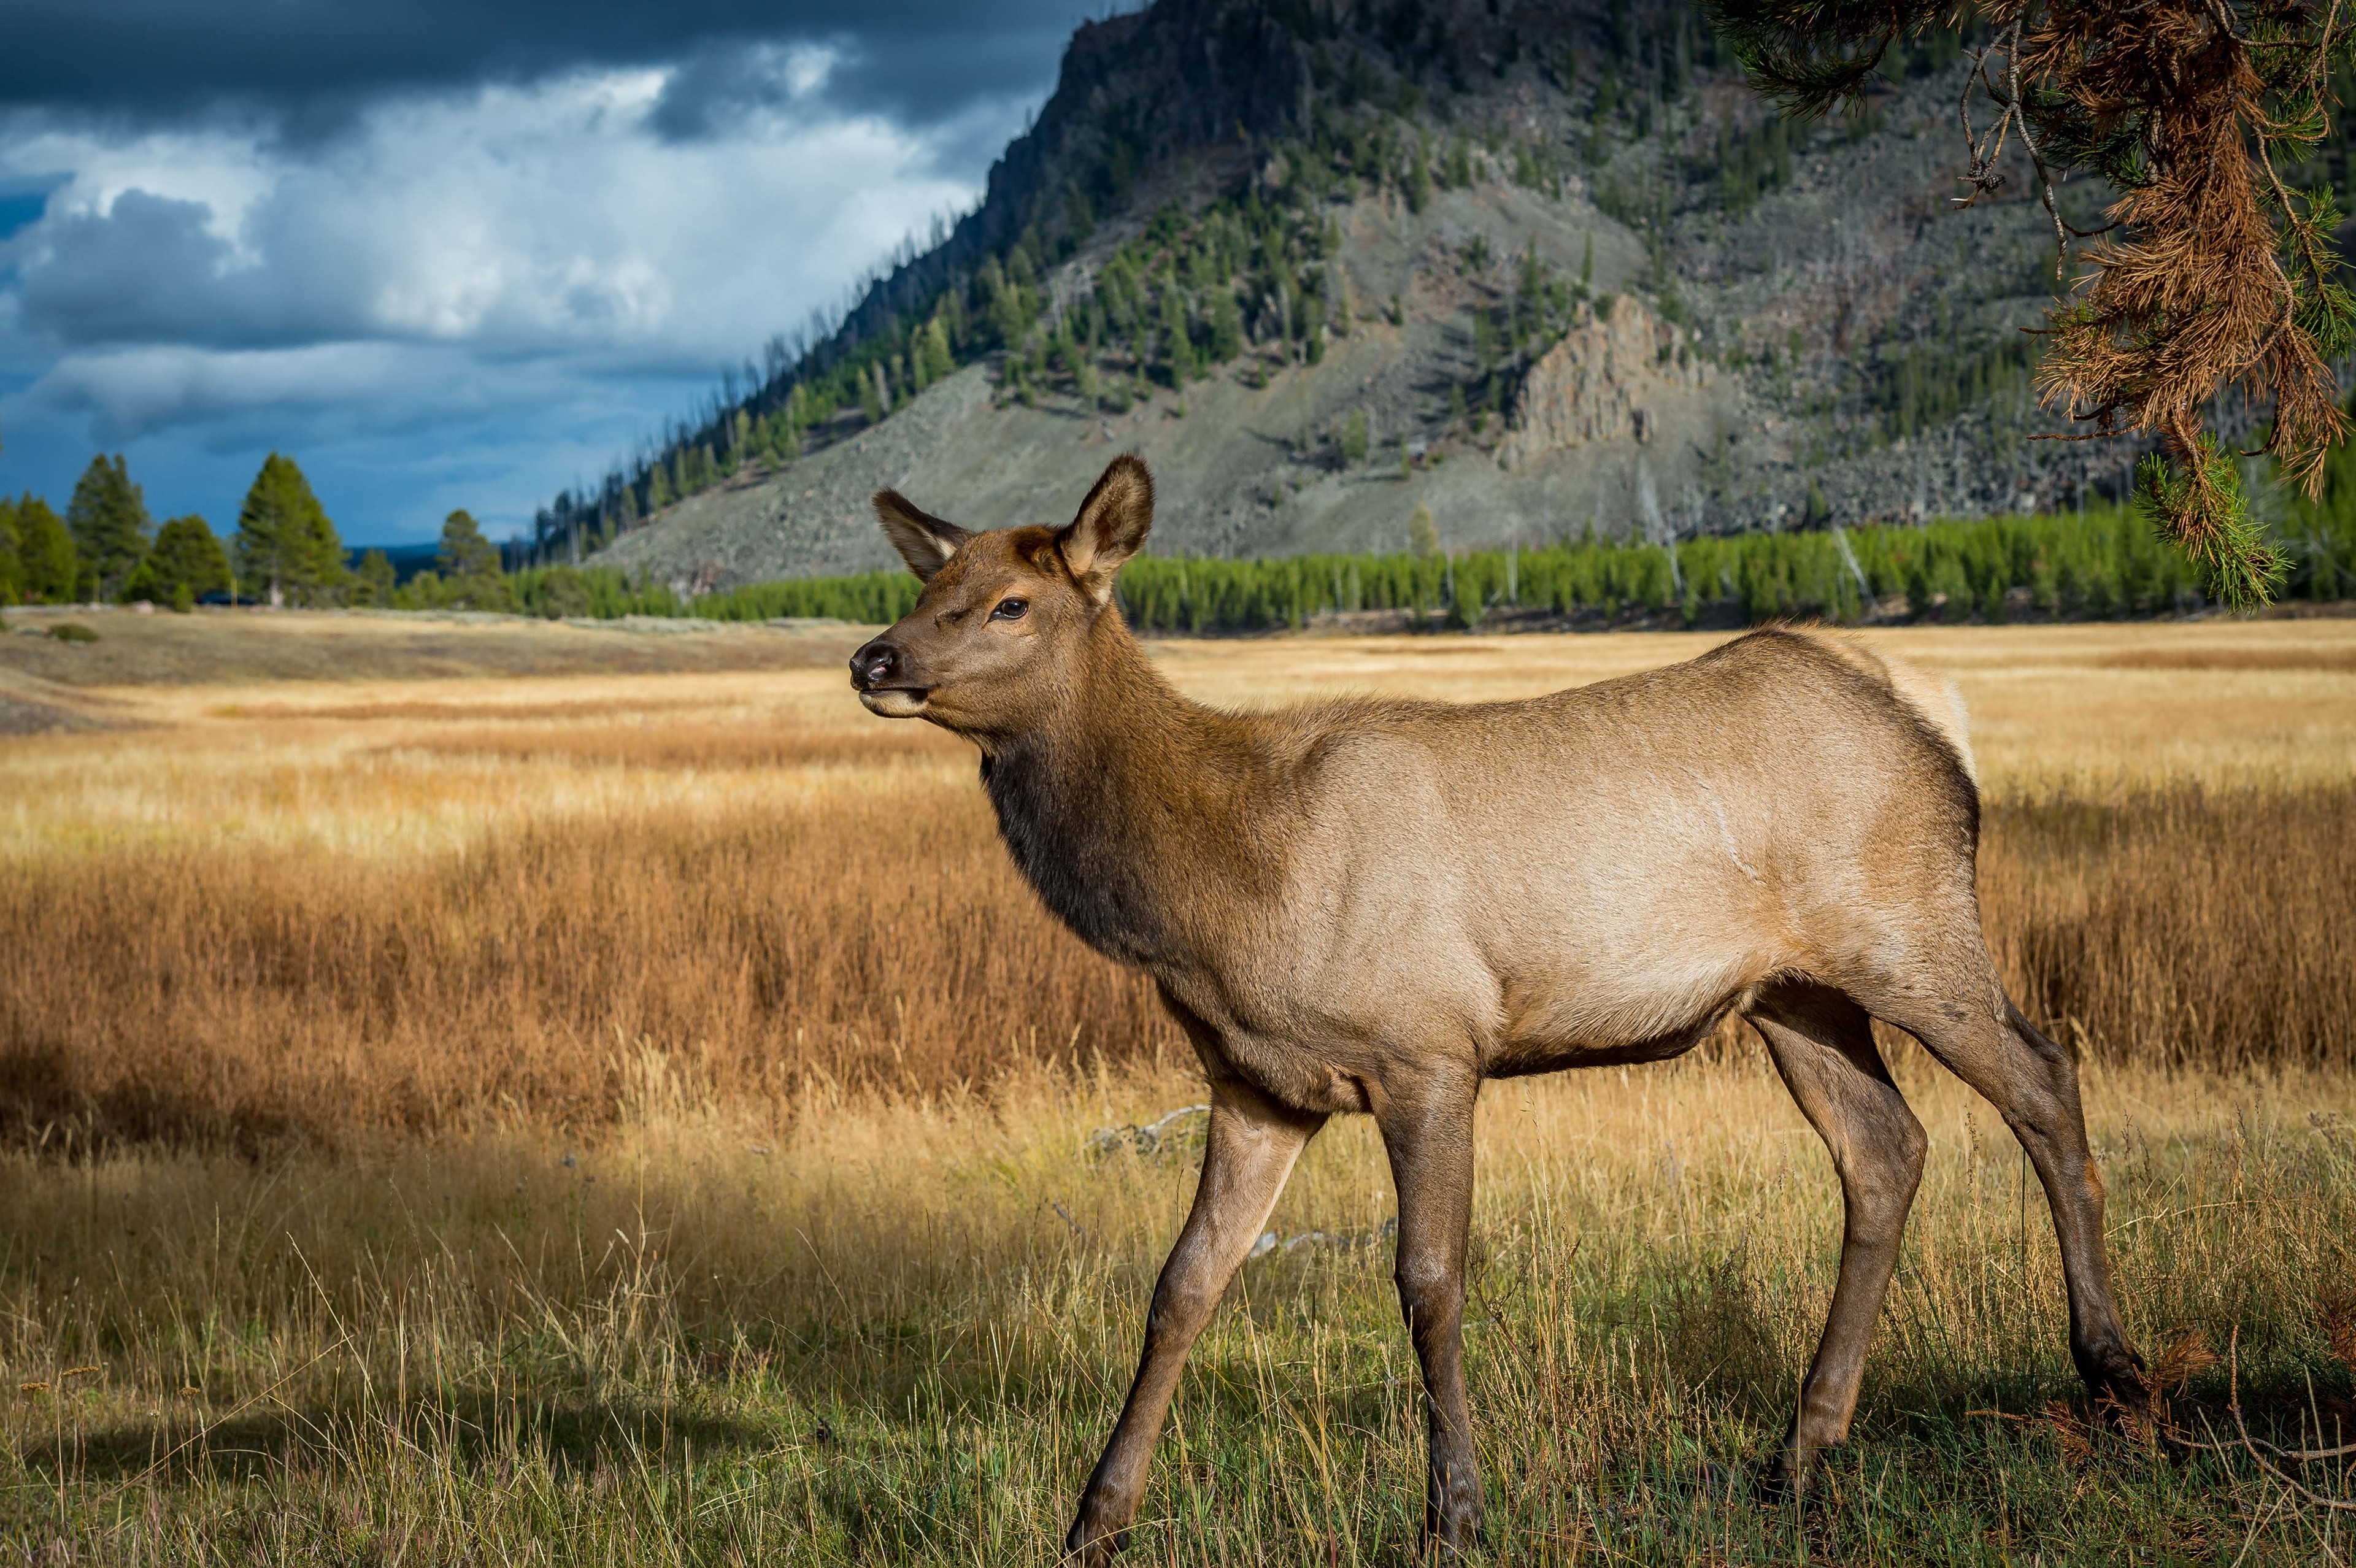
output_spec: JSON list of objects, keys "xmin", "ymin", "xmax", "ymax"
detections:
[{"xmin": 1704, "ymin": 0, "xmax": 2356, "ymax": 607}]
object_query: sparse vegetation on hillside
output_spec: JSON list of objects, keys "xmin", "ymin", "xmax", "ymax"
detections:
[
  {"xmin": 536, "ymin": 0, "xmax": 2086, "ymax": 570},
  {"xmin": 1711, "ymin": 0, "xmax": 2356, "ymax": 607}
]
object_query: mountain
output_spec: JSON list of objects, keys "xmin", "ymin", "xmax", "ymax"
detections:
[{"xmin": 549, "ymin": 0, "xmax": 2128, "ymax": 594}]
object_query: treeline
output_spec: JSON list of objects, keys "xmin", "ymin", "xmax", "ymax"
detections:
[
  {"xmin": 23, "ymin": 453, "xmax": 2352, "ymax": 636},
  {"xmin": 1106, "ymin": 504, "xmax": 2356, "ymax": 632},
  {"xmin": 0, "ymin": 450, "xmax": 579, "ymax": 618},
  {"xmin": 439, "ymin": 499, "xmax": 2347, "ymax": 634},
  {"xmin": 1, "ymin": 452, "xmax": 344, "ymax": 612}
]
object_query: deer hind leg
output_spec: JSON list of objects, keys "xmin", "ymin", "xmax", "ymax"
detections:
[
  {"xmin": 1749, "ymin": 982, "xmax": 1927, "ymax": 1483},
  {"xmin": 1860, "ymin": 950, "xmax": 2148, "ymax": 1419},
  {"xmin": 1064, "ymin": 1074, "xmax": 1325, "ymax": 1567}
]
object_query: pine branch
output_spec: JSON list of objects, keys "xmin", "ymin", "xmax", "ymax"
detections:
[{"xmin": 1706, "ymin": 0, "xmax": 2356, "ymax": 607}]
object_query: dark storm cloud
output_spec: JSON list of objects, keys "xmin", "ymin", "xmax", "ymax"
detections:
[
  {"xmin": 0, "ymin": 1, "xmax": 1088, "ymax": 545},
  {"xmin": 648, "ymin": 22, "xmax": 1077, "ymax": 140},
  {"xmin": 15, "ymin": 191, "xmax": 348, "ymax": 348},
  {"xmin": 0, "ymin": 1, "xmax": 1099, "ymax": 135}
]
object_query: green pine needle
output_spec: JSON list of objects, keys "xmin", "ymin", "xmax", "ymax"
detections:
[{"xmin": 2132, "ymin": 439, "xmax": 2287, "ymax": 610}]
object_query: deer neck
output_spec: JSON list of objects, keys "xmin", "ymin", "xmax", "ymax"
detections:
[{"xmin": 977, "ymin": 613, "xmax": 1272, "ymax": 970}]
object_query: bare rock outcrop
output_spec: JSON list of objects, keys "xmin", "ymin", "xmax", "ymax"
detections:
[{"xmin": 1499, "ymin": 296, "xmax": 1713, "ymax": 467}]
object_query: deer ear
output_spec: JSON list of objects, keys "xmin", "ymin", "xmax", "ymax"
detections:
[
  {"xmin": 1057, "ymin": 455, "xmax": 1153, "ymax": 604},
  {"xmin": 873, "ymin": 490, "xmax": 970, "ymax": 582}
]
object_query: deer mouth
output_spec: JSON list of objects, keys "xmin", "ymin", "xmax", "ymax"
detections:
[{"xmin": 858, "ymin": 686, "xmax": 931, "ymax": 718}]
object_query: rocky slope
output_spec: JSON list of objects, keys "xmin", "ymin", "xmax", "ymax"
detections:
[{"xmin": 590, "ymin": 1, "xmax": 2125, "ymax": 592}]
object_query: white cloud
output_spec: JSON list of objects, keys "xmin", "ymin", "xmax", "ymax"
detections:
[{"xmin": 0, "ymin": 48, "xmax": 1029, "ymax": 538}]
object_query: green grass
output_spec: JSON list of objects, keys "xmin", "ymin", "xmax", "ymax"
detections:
[{"xmin": 5, "ymin": 1058, "xmax": 2351, "ymax": 1564}]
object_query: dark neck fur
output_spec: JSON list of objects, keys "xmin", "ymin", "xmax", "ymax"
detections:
[{"xmin": 977, "ymin": 613, "xmax": 1272, "ymax": 969}]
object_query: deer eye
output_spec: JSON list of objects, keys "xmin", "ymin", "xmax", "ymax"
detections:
[{"xmin": 990, "ymin": 598, "xmax": 1029, "ymax": 621}]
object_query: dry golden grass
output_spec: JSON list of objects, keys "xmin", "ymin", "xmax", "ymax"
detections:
[
  {"xmin": 0, "ymin": 604, "xmax": 854, "ymax": 688},
  {"xmin": 4, "ymin": 618, "xmax": 2352, "ymax": 1147},
  {"xmin": 3, "ymin": 613, "xmax": 2354, "ymax": 1562}
]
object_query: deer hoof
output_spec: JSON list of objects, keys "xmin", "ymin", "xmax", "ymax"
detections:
[
  {"xmin": 1421, "ymin": 1512, "xmax": 1483, "ymax": 1560},
  {"xmin": 1063, "ymin": 1512, "xmax": 1126, "ymax": 1566},
  {"xmin": 2081, "ymin": 1343, "xmax": 2153, "ymax": 1432},
  {"xmin": 1755, "ymin": 1439, "xmax": 1841, "ymax": 1501}
]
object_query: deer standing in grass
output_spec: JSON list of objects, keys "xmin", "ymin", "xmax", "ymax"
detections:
[{"xmin": 849, "ymin": 455, "xmax": 2147, "ymax": 1563}]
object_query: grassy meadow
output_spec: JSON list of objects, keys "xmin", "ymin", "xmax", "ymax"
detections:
[{"xmin": 2, "ymin": 609, "xmax": 2355, "ymax": 1563}]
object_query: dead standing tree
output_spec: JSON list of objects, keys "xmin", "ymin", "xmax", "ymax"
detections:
[{"xmin": 1706, "ymin": 0, "xmax": 2356, "ymax": 606}]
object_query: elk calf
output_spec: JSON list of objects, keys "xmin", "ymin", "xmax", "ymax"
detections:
[{"xmin": 850, "ymin": 456, "xmax": 2146, "ymax": 1563}]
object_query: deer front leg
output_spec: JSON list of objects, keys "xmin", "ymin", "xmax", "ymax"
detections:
[
  {"xmin": 1377, "ymin": 1068, "xmax": 1484, "ymax": 1556},
  {"xmin": 1064, "ymin": 1075, "xmax": 1325, "ymax": 1566}
]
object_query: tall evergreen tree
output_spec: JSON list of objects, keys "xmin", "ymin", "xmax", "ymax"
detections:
[
  {"xmin": 920, "ymin": 317, "xmax": 953, "ymax": 383},
  {"xmin": 13, "ymin": 496, "xmax": 78, "ymax": 604},
  {"xmin": 432, "ymin": 510, "xmax": 512, "ymax": 610},
  {"xmin": 1409, "ymin": 504, "xmax": 1442, "ymax": 557},
  {"xmin": 1159, "ymin": 289, "xmax": 1195, "ymax": 383},
  {"xmin": 355, "ymin": 548, "xmax": 398, "ymax": 607},
  {"xmin": 234, "ymin": 453, "xmax": 345, "ymax": 606},
  {"xmin": 65, "ymin": 453, "xmax": 152, "ymax": 600},
  {"xmin": 0, "ymin": 495, "xmax": 17, "ymax": 605},
  {"xmin": 125, "ymin": 514, "xmax": 233, "ymax": 605},
  {"xmin": 437, "ymin": 509, "xmax": 501, "ymax": 578}
]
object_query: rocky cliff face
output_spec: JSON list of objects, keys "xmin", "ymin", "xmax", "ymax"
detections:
[
  {"xmin": 1499, "ymin": 295, "xmax": 1711, "ymax": 462},
  {"xmin": 590, "ymin": 1, "xmax": 2131, "ymax": 593}
]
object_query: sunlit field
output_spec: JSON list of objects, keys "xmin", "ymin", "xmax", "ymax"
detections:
[{"xmin": 3, "ymin": 609, "xmax": 2354, "ymax": 1564}]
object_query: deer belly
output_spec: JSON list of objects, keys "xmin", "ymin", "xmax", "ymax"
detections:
[{"xmin": 1482, "ymin": 933, "xmax": 1771, "ymax": 1077}]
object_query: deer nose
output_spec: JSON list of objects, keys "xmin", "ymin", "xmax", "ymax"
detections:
[{"xmin": 849, "ymin": 638, "xmax": 899, "ymax": 690}]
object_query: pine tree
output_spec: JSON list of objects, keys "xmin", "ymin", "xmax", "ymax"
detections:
[
  {"xmin": 1410, "ymin": 504, "xmax": 1442, "ymax": 556},
  {"xmin": 66, "ymin": 453, "xmax": 152, "ymax": 600},
  {"xmin": 356, "ymin": 548, "xmax": 398, "ymax": 607},
  {"xmin": 1341, "ymin": 409, "xmax": 1371, "ymax": 466},
  {"xmin": 646, "ymin": 460, "xmax": 672, "ymax": 512},
  {"xmin": 125, "ymin": 514, "xmax": 231, "ymax": 605},
  {"xmin": 234, "ymin": 453, "xmax": 345, "ymax": 606},
  {"xmin": 12, "ymin": 496, "xmax": 77, "ymax": 603},
  {"xmin": 922, "ymin": 318, "xmax": 954, "ymax": 383},
  {"xmin": 0, "ymin": 495, "xmax": 17, "ymax": 605},
  {"xmin": 1207, "ymin": 290, "xmax": 1244, "ymax": 363},
  {"xmin": 1159, "ymin": 289, "xmax": 1196, "ymax": 383},
  {"xmin": 437, "ymin": 509, "xmax": 502, "ymax": 578}
]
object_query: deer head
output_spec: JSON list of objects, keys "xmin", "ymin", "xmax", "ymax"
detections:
[{"xmin": 850, "ymin": 455, "xmax": 1155, "ymax": 737}]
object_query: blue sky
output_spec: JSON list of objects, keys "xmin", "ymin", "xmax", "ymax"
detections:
[{"xmin": 0, "ymin": 4, "xmax": 1104, "ymax": 545}]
